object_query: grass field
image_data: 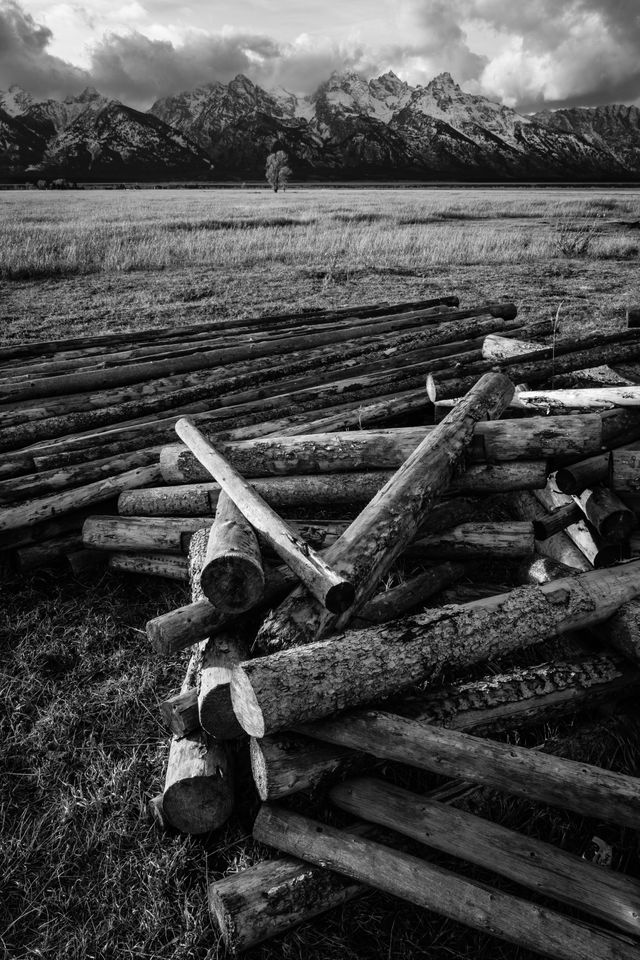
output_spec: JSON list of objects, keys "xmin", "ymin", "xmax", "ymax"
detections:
[{"xmin": 2, "ymin": 186, "xmax": 640, "ymax": 960}]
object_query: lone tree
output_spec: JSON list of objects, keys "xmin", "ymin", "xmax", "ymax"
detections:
[{"xmin": 265, "ymin": 150, "xmax": 292, "ymax": 192}]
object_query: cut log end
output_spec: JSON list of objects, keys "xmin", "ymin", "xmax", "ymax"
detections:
[
  {"xmin": 249, "ymin": 738, "xmax": 270, "ymax": 801},
  {"xmin": 231, "ymin": 668, "xmax": 265, "ymax": 738},
  {"xmin": 325, "ymin": 579, "xmax": 356, "ymax": 615},
  {"xmin": 200, "ymin": 556, "xmax": 265, "ymax": 614},
  {"xmin": 162, "ymin": 776, "xmax": 233, "ymax": 835}
]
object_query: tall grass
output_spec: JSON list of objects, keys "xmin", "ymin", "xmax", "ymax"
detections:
[{"xmin": 1, "ymin": 187, "xmax": 639, "ymax": 280}]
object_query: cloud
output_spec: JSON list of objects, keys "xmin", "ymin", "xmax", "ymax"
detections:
[{"xmin": 0, "ymin": 0, "xmax": 89, "ymax": 97}]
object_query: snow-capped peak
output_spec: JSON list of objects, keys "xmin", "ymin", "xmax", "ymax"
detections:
[{"xmin": 0, "ymin": 84, "xmax": 35, "ymax": 117}]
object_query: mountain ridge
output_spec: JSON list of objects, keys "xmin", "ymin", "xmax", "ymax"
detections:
[{"xmin": 1, "ymin": 72, "xmax": 639, "ymax": 181}]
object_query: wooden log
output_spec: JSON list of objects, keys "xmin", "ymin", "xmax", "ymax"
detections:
[
  {"xmin": 253, "ymin": 806, "xmax": 639, "ymax": 960},
  {"xmin": 175, "ymin": 417, "xmax": 355, "ymax": 615},
  {"xmin": 518, "ymin": 556, "xmax": 581, "ymax": 585},
  {"xmin": 482, "ymin": 333, "xmax": 544, "ymax": 361},
  {"xmin": 534, "ymin": 482, "xmax": 627, "ymax": 567},
  {"xmin": 16, "ymin": 532, "xmax": 83, "ymax": 571},
  {"xmin": 198, "ymin": 492, "xmax": 264, "ymax": 613},
  {"xmin": 600, "ymin": 600, "xmax": 640, "ymax": 665},
  {"xmin": 555, "ymin": 453, "xmax": 611, "ymax": 495},
  {"xmin": 426, "ymin": 333, "xmax": 640, "ymax": 402},
  {"xmin": 0, "ymin": 464, "xmax": 162, "ymax": 533},
  {"xmin": 108, "ymin": 551, "xmax": 187, "ymax": 581},
  {"xmin": 610, "ymin": 448, "xmax": 640, "ymax": 493},
  {"xmin": 574, "ymin": 486, "xmax": 636, "ymax": 541},
  {"xmin": 518, "ymin": 387, "xmax": 640, "ymax": 410},
  {"xmin": 600, "ymin": 408, "xmax": 640, "ymax": 445},
  {"xmin": 118, "ymin": 463, "xmax": 548, "ymax": 519},
  {"xmin": 66, "ymin": 548, "xmax": 109, "ymax": 576},
  {"xmin": 231, "ymin": 562, "xmax": 640, "ymax": 736},
  {"xmin": 252, "ymin": 372, "xmax": 515, "ymax": 653},
  {"xmin": 404, "ymin": 522, "xmax": 535, "ymax": 560},
  {"xmin": 83, "ymin": 515, "xmax": 206, "ymax": 553},
  {"xmin": 349, "ymin": 562, "xmax": 466, "ymax": 627},
  {"xmin": 159, "ymin": 689, "xmax": 199, "ymax": 737},
  {"xmin": 250, "ymin": 652, "xmax": 639, "ymax": 801},
  {"xmin": 199, "ymin": 631, "xmax": 253, "ymax": 740},
  {"xmin": 509, "ymin": 491, "xmax": 591, "ymax": 571},
  {"xmin": 161, "ymin": 415, "xmax": 601, "ymax": 484},
  {"xmin": 331, "ymin": 777, "xmax": 640, "ymax": 938},
  {"xmin": 532, "ymin": 503, "xmax": 583, "ymax": 540},
  {"xmin": 162, "ymin": 652, "xmax": 234, "ymax": 834}
]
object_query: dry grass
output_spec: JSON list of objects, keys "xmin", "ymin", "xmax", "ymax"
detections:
[{"xmin": 2, "ymin": 186, "xmax": 640, "ymax": 959}]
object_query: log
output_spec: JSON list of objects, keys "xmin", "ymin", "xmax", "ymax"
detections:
[
  {"xmin": 83, "ymin": 515, "xmax": 207, "ymax": 554},
  {"xmin": 253, "ymin": 372, "xmax": 515, "ymax": 653},
  {"xmin": 331, "ymin": 777, "xmax": 640, "ymax": 937},
  {"xmin": 108, "ymin": 552, "xmax": 187, "ymax": 581},
  {"xmin": 534, "ymin": 482, "xmax": 627, "ymax": 568},
  {"xmin": 231, "ymin": 562, "xmax": 640, "ymax": 735},
  {"xmin": 250, "ymin": 652, "xmax": 638, "ymax": 801},
  {"xmin": 198, "ymin": 630, "xmax": 250, "ymax": 740},
  {"xmin": 159, "ymin": 689, "xmax": 199, "ymax": 737},
  {"xmin": 162, "ymin": 652, "xmax": 234, "ymax": 834},
  {"xmin": 16, "ymin": 532, "xmax": 83, "ymax": 571},
  {"xmin": 518, "ymin": 556, "xmax": 581, "ymax": 585},
  {"xmin": 600, "ymin": 600, "xmax": 640, "ymax": 665},
  {"xmin": 66, "ymin": 548, "xmax": 109, "ymax": 576},
  {"xmin": 518, "ymin": 387, "xmax": 640, "ymax": 410},
  {"xmin": 482, "ymin": 333, "xmax": 544, "ymax": 361},
  {"xmin": 555, "ymin": 453, "xmax": 611, "ymax": 495},
  {"xmin": 532, "ymin": 503, "xmax": 583, "ymax": 540},
  {"xmin": 198, "ymin": 492, "xmax": 265, "ymax": 613},
  {"xmin": 404, "ymin": 522, "xmax": 535, "ymax": 560},
  {"xmin": 573, "ymin": 486, "xmax": 635, "ymax": 541},
  {"xmin": 426, "ymin": 333, "xmax": 640, "ymax": 402},
  {"xmin": 611, "ymin": 448, "xmax": 640, "ymax": 493},
  {"xmin": 0, "ymin": 464, "xmax": 163, "ymax": 533},
  {"xmin": 175, "ymin": 417, "xmax": 354, "ymax": 615},
  {"xmin": 349, "ymin": 562, "xmax": 466, "ymax": 627},
  {"xmin": 253, "ymin": 806, "xmax": 639, "ymax": 960},
  {"xmin": 161, "ymin": 415, "xmax": 601, "ymax": 484},
  {"xmin": 118, "ymin": 462, "xmax": 548, "ymax": 518},
  {"xmin": 509, "ymin": 491, "xmax": 592, "ymax": 571}
]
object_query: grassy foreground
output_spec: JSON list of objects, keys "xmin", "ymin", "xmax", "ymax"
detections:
[{"xmin": 2, "ymin": 187, "xmax": 640, "ymax": 960}]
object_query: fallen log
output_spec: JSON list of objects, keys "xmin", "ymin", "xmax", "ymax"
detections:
[
  {"xmin": 404, "ymin": 521, "xmax": 535, "ymax": 560},
  {"xmin": 198, "ymin": 491, "xmax": 265, "ymax": 613},
  {"xmin": 161, "ymin": 414, "xmax": 601, "ymax": 484},
  {"xmin": 253, "ymin": 806, "xmax": 638, "ymax": 960},
  {"xmin": 349, "ymin": 562, "xmax": 466, "ymax": 627},
  {"xmin": 0, "ymin": 464, "xmax": 163, "ymax": 533},
  {"xmin": 249, "ymin": 652, "xmax": 638, "ymax": 801},
  {"xmin": 517, "ymin": 387, "xmax": 640, "ymax": 410},
  {"xmin": 252, "ymin": 372, "xmax": 515, "ymax": 652},
  {"xmin": 231, "ymin": 562, "xmax": 640, "ymax": 735},
  {"xmin": 118, "ymin": 462, "xmax": 547, "ymax": 518},
  {"xmin": 555, "ymin": 453, "xmax": 611, "ymax": 495},
  {"xmin": 175, "ymin": 417, "xmax": 354, "ymax": 615},
  {"xmin": 331, "ymin": 777, "xmax": 640, "ymax": 938},
  {"xmin": 108, "ymin": 552, "xmax": 187, "ymax": 581}
]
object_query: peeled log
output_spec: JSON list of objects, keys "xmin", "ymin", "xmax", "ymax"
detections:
[
  {"xmin": 199, "ymin": 492, "xmax": 265, "ymax": 613},
  {"xmin": 253, "ymin": 805, "xmax": 639, "ymax": 960},
  {"xmin": 482, "ymin": 333, "xmax": 544, "ymax": 361},
  {"xmin": 252, "ymin": 372, "xmax": 515, "ymax": 653},
  {"xmin": 518, "ymin": 556, "xmax": 581, "ymax": 585},
  {"xmin": 198, "ymin": 630, "xmax": 250, "ymax": 740},
  {"xmin": 231, "ymin": 562, "xmax": 640, "ymax": 736},
  {"xmin": 160, "ymin": 415, "xmax": 602, "ymax": 484},
  {"xmin": 518, "ymin": 387, "xmax": 640, "ymax": 410},
  {"xmin": 331, "ymin": 777, "xmax": 640, "ymax": 938},
  {"xmin": 250, "ymin": 652, "xmax": 638, "ymax": 801},
  {"xmin": 405, "ymin": 521, "xmax": 534, "ymax": 560}
]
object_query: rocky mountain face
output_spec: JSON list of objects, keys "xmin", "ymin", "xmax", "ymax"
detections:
[
  {"xmin": 1, "ymin": 72, "xmax": 639, "ymax": 181},
  {"xmin": 0, "ymin": 85, "xmax": 213, "ymax": 180}
]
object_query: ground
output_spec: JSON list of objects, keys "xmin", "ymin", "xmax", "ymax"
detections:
[{"xmin": 1, "ymin": 186, "xmax": 640, "ymax": 960}]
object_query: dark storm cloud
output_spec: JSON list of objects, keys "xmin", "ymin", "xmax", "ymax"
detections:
[{"xmin": 0, "ymin": 0, "xmax": 89, "ymax": 98}]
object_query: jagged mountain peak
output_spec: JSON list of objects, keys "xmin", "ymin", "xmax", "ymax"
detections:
[
  {"xmin": 70, "ymin": 86, "xmax": 104, "ymax": 104},
  {"xmin": 0, "ymin": 85, "xmax": 35, "ymax": 117}
]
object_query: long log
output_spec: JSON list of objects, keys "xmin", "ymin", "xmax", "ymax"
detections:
[
  {"xmin": 108, "ymin": 551, "xmax": 187, "ymax": 581},
  {"xmin": 555, "ymin": 453, "xmax": 611, "ymax": 495},
  {"xmin": 404, "ymin": 521, "xmax": 534, "ymax": 560},
  {"xmin": 332, "ymin": 777, "xmax": 640, "ymax": 937},
  {"xmin": 199, "ymin": 492, "xmax": 264, "ymax": 613},
  {"xmin": 253, "ymin": 806, "xmax": 639, "ymax": 960},
  {"xmin": 0, "ymin": 464, "xmax": 163, "ymax": 533},
  {"xmin": 534, "ymin": 482, "xmax": 627, "ymax": 567},
  {"xmin": 118, "ymin": 462, "xmax": 547, "ymax": 518},
  {"xmin": 231, "ymin": 562, "xmax": 640, "ymax": 736},
  {"xmin": 175, "ymin": 417, "xmax": 354, "ymax": 615},
  {"xmin": 161, "ymin": 415, "xmax": 601, "ymax": 484},
  {"xmin": 250, "ymin": 373, "xmax": 515, "ymax": 652},
  {"xmin": 349, "ymin": 562, "xmax": 466, "ymax": 626},
  {"xmin": 518, "ymin": 387, "xmax": 640, "ymax": 410},
  {"xmin": 161, "ymin": 649, "xmax": 234, "ymax": 834},
  {"xmin": 249, "ymin": 652, "xmax": 638, "ymax": 801}
]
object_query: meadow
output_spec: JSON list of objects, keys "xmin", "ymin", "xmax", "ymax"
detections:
[{"xmin": 2, "ymin": 186, "xmax": 640, "ymax": 960}]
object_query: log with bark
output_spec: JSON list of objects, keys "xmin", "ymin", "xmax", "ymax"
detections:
[
  {"xmin": 482, "ymin": 333, "xmax": 544, "ymax": 361},
  {"xmin": 231, "ymin": 561, "xmax": 640, "ymax": 736},
  {"xmin": 531, "ymin": 503, "xmax": 583, "ymax": 540},
  {"xmin": 404, "ymin": 521, "xmax": 535, "ymax": 560},
  {"xmin": 198, "ymin": 491, "xmax": 265, "ymax": 613},
  {"xmin": 555, "ymin": 453, "xmax": 611, "ymax": 495},
  {"xmin": 108, "ymin": 551, "xmax": 188, "ymax": 581},
  {"xmin": 253, "ymin": 805, "xmax": 638, "ymax": 960}
]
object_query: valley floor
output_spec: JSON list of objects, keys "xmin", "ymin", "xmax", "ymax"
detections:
[{"xmin": 2, "ymin": 187, "xmax": 640, "ymax": 960}]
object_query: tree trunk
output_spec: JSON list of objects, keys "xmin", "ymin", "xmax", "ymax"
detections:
[
  {"xmin": 331, "ymin": 776, "xmax": 640, "ymax": 937},
  {"xmin": 253, "ymin": 806, "xmax": 638, "ymax": 960},
  {"xmin": 231, "ymin": 562, "xmax": 640, "ymax": 736},
  {"xmin": 176, "ymin": 417, "xmax": 355, "ymax": 615},
  {"xmin": 404, "ymin": 521, "xmax": 534, "ymax": 560}
]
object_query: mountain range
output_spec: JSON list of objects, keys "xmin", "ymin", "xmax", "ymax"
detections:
[{"xmin": 1, "ymin": 71, "xmax": 639, "ymax": 182}]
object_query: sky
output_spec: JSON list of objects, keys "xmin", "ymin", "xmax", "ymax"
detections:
[{"xmin": 1, "ymin": 0, "xmax": 640, "ymax": 113}]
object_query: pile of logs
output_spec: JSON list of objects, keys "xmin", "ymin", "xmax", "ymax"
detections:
[{"xmin": 5, "ymin": 296, "xmax": 640, "ymax": 958}]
